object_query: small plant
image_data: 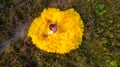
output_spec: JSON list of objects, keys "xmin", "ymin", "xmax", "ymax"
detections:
[
  {"xmin": 108, "ymin": 19, "xmax": 114, "ymax": 24},
  {"xmin": 96, "ymin": 4, "xmax": 107, "ymax": 16},
  {"xmin": 110, "ymin": 60, "xmax": 118, "ymax": 67},
  {"xmin": 106, "ymin": 60, "xmax": 118, "ymax": 67}
]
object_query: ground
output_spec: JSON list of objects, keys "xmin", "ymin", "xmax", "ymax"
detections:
[{"xmin": 0, "ymin": 0, "xmax": 120, "ymax": 67}]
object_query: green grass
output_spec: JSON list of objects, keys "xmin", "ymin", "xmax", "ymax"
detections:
[{"xmin": 0, "ymin": 0, "xmax": 120, "ymax": 67}]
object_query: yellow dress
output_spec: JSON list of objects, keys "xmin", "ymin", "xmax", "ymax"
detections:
[{"xmin": 28, "ymin": 8, "xmax": 84, "ymax": 54}]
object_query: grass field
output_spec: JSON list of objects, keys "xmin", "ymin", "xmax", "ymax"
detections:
[{"xmin": 0, "ymin": 0, "xmax": 120, "ymax": 67}]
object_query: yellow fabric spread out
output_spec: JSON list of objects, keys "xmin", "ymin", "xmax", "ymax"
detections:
[{"xmin": 28, "ymin": 8, "xmax": 84, "ymax": 54}]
